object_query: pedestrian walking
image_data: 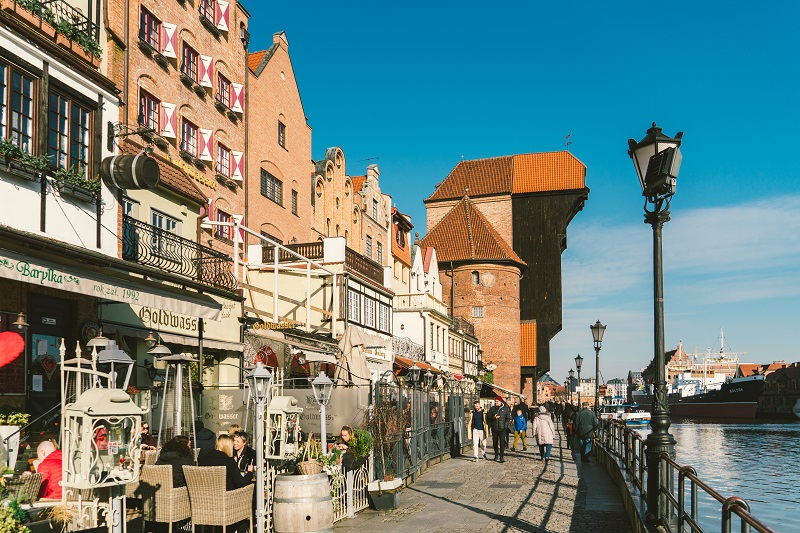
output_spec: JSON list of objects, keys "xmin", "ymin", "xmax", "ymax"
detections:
[
  {"xmin": 510, "ymin": 407, "xmax": 527, "ymax": 451},
  {"xmin": 532, "ymin": 405, "xmax": 555, "ymax": 462},
  {"xmin": 468, "ymin": 401, "xmax": 487, "ymax": 461},
  {"xmin": 486, "ymin": 396, "xmax": 512, "ymax": 463},
  {"xmin": 575, "ymin": 402, "xmax": 599, "ymax": 463}
]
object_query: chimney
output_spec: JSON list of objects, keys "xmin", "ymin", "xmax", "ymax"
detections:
[
  {"xmin": 274, "ymin": 31, "xmax": 289, "ymax": 49},
  {"xmin": 366, "ymin": 164, "xmax": 380, "ymax": 182}
]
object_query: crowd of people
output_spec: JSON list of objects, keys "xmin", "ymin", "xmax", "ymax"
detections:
[{"xmin": 468, "ymin": 396, "xmax": 598, "ymax": 465}]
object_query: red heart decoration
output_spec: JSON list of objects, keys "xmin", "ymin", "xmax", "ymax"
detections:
[{"xmin": 0, "ymin": 331, "xmax": 24, "ymax": 369}]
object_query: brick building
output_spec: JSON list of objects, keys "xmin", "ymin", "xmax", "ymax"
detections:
[
  {"xmin": 421, "ymin": 196, "xmax": 525, "ymax": 394},
  {"xmin": 247, "ymin": 32, "xmax": 314, "ymax": 245},
  {"xmin": 424, "ymin": 152, "xmax": 587, "ymax": 399}
]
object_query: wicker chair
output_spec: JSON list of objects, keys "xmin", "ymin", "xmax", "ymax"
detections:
[
  {"xmin": 139, "ymin": 465, "xmax": 191, "ymax": 533},
  {"xmin": 183, "ymin": 466, "xmax": 254, "ymax": 533}
]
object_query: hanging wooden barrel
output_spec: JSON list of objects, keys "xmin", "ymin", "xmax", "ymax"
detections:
[
  {"xmin": 100, "ymin": 154, "xmax": 160, "ymax": 190},
  {"xmin": 273, "ymin": 473, "xmax": 334, "ymax": 533}
]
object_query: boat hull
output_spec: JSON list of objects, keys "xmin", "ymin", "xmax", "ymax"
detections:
[{"xmin": 632, "ymin": 377, "xmax": 764, "ymax": 420}]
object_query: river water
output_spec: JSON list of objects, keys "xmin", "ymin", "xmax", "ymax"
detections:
[{"xmin": 641, "ymin": 418, "xmax": 800, "ymax": 531}]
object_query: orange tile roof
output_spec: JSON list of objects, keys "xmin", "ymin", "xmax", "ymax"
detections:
[
  {"xmin": 351, "ymin": 175, "xmax": 366, "ymax": 195},
  {"xmin": 512, "ymin": 152, "xmax": 586, "ymax": 194},
  {"xmin": 422, "ymin": 247, "xmax": 434, "ymax": 274},
  {"xmin": 520, "ymin": 320, "xmax": 537, "ymax": 367},
  {"xmin": 426, "ymin": 156, "xmax": 513, "ymax": 202},
  {"xmin": 121, "ymin": 140, "xmax": 206, "ymax": 205},
  {"xmin": 420, "ymin": 196, "xmax": 525, "ymax": 266},
  {"xmin": 425, "ymin": 151, "xmax": 586, "ymax": 202},
  {"xmin": 248, "ymin": 51, "xmax": 268, "ymax": 72}
]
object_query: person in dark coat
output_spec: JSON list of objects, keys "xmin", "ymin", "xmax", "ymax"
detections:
[
  {"xmin": 198, "ymin": 434, "xmax": 253, "ymax": 490},
  {"xmin": 155, "ymin": 435, "xmax": 194, "ymax": 487},
  {"xmin": 486, "ymin": 396, "xmax": 512, "ymax": 462},
  {"xmin": 232, "ymin": 431, "xmax": 256, "ymax": 473},
  {"xmin": 194, "ymin": 419, "xmax": 216, "ymax": 456},
  {"xmin": 139, "ymin": 422, "xmax": 157, "ymax": 449}
]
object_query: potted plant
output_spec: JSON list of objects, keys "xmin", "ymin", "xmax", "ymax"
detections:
[
  {"xmin": 364, "ymin": 402, "xmax": 404, "ymax": 509},
  {"xmin": 53, "ymin": 166, "xmax": 100, "ymax": 202},
  {"xmin": 0, "ymin": 408, "xmax": 29, "ymax": 474},
  {"xmin": 339, "ymin": 427, "xmax": 372, "ymax": 472},
  {"xmin": 0, "ymin": 138, "xmax": 21, "ymax": 167}
]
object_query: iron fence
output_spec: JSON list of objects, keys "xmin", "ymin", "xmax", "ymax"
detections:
[
  {"xmin": 373, "ymin": 381, "xmax": 474, "ymax": 481},
  {"xmin": 596, "ymin": 419, "xmax": 777, "ymax": 533}
]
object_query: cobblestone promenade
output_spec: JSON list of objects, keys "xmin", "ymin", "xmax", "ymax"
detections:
[{"xmin": 335, "ymin": 425, "xmax": 632, "ymax": 533}]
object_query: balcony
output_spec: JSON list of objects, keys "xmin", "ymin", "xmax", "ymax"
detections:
[
  {"xmin": 394, "ymin": 293, "xmax": 447, "ymax": 315},
  {"xmin": 262, "ymin": 241, "xmax": 324, "ymax": 263},
  {"xmin": 392, "ymin": 336, "xmax": 424, "ymax": 361},
  {"xmin": 450, "ymin": 316, "xmax": 475, "ymax": 337},
  {"xmin": 122, "ymin": 214, "xmax": 237, "ymax": 292},
  {"xmin": 344, "ymin": 246, "xmax": 383, "ymax": 285},
  {"xmin": 3, "ymin": 0, "xmax": 101, "ymax": 58}
]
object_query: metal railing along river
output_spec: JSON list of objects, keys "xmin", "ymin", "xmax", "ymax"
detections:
[{"xmin": 596, "ymin": 419, "xmax": 778, "ymax": 533}]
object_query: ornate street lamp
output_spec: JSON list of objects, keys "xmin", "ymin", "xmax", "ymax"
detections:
[
  {"xmin": 245, "ymin": 362, "xmax": 273, "ymax": 533},
  {"xmin": 407, "ymin": 363, "xmax": 422, "ymax": 388},
  {"xmin": 590, "ymin": 320, "xmax": 606, "ymax": 415},
  {"xmin": 311, "ymin": 372, "xmax": 334, "ymax": 453},
  {"xmin": 568, "ymin": 369, "xmax": 575, "ymax": 403},
  {"xmin": 574, "ymin": 355, "xmax": 583, "ymax": 406},
  {"xmin": 628, "ymin": 122, "xmax": 682, "ymax": 523},
  {"xmin": 423, "ymin": 370, "xmax": 435, "ymax": 389}
]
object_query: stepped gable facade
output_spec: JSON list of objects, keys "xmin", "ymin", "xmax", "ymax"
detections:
[
  {"xmin": 421, "ymin": 195, "xmax": 525, "ymax": 394},
  {"xmin": 425, "ymin": 151, "xmax": 587, "ymax": 395}
]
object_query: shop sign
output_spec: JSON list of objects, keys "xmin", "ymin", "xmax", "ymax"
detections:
[
  {"xmin": 201, "ymin": 390, "xmax": 248, "ymax": 434},
  {"xmin": 283, "ymin": 387, "xmax": 368, "ymax": 437},
  {"xmin": 138, "ymin": 307, "xmax": 198, "ymax": 333}
]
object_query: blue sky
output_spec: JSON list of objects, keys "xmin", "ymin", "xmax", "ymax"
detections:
[{"xmin": 247, "ymin": 1, "xmax": 800, "ymax": 381}]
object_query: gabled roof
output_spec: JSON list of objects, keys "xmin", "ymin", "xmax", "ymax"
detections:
[
  {"xmin": 420, "ymin": 196, "xmax": 525, "ymax": 266},
  {"xmin": 425, "ymin": 151, "xmax": 586, "ymax": 203},
  {"xmin": 248, "ymin": 50, "xmax": 268, "ymax": 72},
  {"xmin": 351, "ymin": 175, "xmax": 366, "ymax": 194}
]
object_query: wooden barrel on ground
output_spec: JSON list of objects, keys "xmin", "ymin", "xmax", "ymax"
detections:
[
  {"xmin": 100, "ymin": 154, "xmax": 160, "ymax": 189},
  {"xmin": 273, "ymin": 473, "xmax": 333, "ymax": 533}
]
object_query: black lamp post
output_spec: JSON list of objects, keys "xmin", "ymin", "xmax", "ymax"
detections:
[
  {"xmin": 568, "ymin": 369, "xmax": 575, "ymax": 403},
  {"xmin": 574, "ymin": 354, "xmax": 583, "ymax": 406},
  {"xmin": 628, "ymin": 122, "xmax": 683, "ymax": 524},
  {"xmin": 590, "ymin": 320, "xmax": 606, "ymax": 415}
]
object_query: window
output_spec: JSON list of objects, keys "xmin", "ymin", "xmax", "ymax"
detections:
[
  {"xmin": 365, "ymin": 235, "xmax": 373, "ymax": 258},
  {"xmin": 260, "ymin": 169, "xmax": 283, "ymax": 205},
  {"xmin": 364, "ymin": 298, "xmax": 375, "ymax": 328},
  {"xmin": 278, "ymin": 121, "xmax": 286, "ymax": 148},
  {"xmin": 395, "ymin": 225, "xmax": 405, "ymax": 247},
  {"xmin": 217, "ymin": 73, "xmax": 231, "ymax": 108},
  {"xmin": 372, "ymin": 199, "xmax": 378, "ymax": 220},
  {"xmin": 378, "ymin": 304, "xmax": 389, "ymax": 332},
  {"xmin": 139, "ymin": 7, "xmax": 160, "ymax": 49},
  {"xmin": 291, "ymin": 189, "xmax": 298, "ymax": 215},
  {"xmin": 151, "ymin": 209, "xmax": 179, "ymax": 260},
  {"xmin": 48, "ymin": 91, "xmax": 90, "ymax": 172},
  {"xmin": 1, "ymin": 67, "xmax": 35, "ymax": 152},
  {"xmin": 471, "ymin": 271, "xmax": 480, "ymax": 285},
  {"xmin": 122, "ymin": 196, "xmax": 139, "ymax": 218},
  {"xmin": 347, "ymin": 289, "xmax": 360, "ymax": 322},
  {"xmin": 376, "ymin": 242, "xmax": 383, "ymax": 263},
  {"xmin": 181, "ymin": 43, "xmax": 199, "ymax": 81},
  {"xmin": 472, "ymin": 306, "xmax": 484, "ymax": 318},
  {"xmin": 430, "ymin": 324, "xmax": 434, "ymax": 349},
  {"xmin": 216, "ymin": 143, "xmax": 231, "ymax": 177},
  {"xmin": 138, "ymin": 90, "xmax": 160, "ymax": 130},
  {"xmin": 215, "ymin": 209, "xmax": 232, "ymax": 240},
  {"xmin": 181, "ymin": 119, "xmax": 198, "ymax": 156},
  {"xmin": 199, "ymin": 0, "xmax": 214, "ymax": 22}
]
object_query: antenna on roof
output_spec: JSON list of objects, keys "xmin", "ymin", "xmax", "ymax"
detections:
[
  {"xmin": 358, "ymin": 156, "xmax": 380, "ymax": 166},
  {"xmin": 565, "ymin": 131, "xmax": 573, "ymax": 151}
]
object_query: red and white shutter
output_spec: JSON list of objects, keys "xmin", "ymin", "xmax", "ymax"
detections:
[
  {"xmin": 199, "ymin": 56, "xmax": 214, "ymax": 87},
  {"xmin": 161, "ymin": 23, "xmax": 178, "ymax": 58},
  {"xmin": 231, "ymin": 214, "xmax": 245, "ymax": 241},
  {"xmin": 231, "ymin": 83, "xmax": 244, "ymax": 113},
  {"xmin": 199, "ymin": 129, "xmax": 213, "ymax": 161},
  {"xmin": 161, "ymin": 102, "xmax": 177, "ymax": 138},
  {"xmin": 231, "ymin": 150, "xmax": 244, "ymax": 181},
  {"xmin": 215, "ymin": 0, "xmax": 230, "ymax": 32}
]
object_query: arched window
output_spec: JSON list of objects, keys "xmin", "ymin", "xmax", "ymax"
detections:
[{"xmin": 471, "ymin": 271, "xmax": 480, "ymax": 285}]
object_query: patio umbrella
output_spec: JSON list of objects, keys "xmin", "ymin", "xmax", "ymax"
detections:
[{"xmin": 335, "ymin": 326, "xmax": 371, "ymax": 387}]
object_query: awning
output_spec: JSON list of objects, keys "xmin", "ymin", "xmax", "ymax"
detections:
[
  {"xmin": 394, "ymin": 356, "xmax": 442, "ymax": 374},
  {"xmin": 480, "ymin": 381, "xmax": 526, "ymax": 401},
  {"xmin": 0, "ymin": 248, "xmax": 222, "ymax": 320},
  {"xmin": 104, "ymin": 322, "xmax": 244, "ymax": 352}
]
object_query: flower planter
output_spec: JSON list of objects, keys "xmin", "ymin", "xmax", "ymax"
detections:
[
  {"xmin": 56, "ymin": 181, "xmax": 96, "ymax": 203},
  {"xmin": 0, "ymin": 425, "xmax": 21, "ymax": 470},
  {"xmin": 3, "ymin": 160, "xmax": 40, "ymax": 182},
  {"xmin": 367, "ymin": 478, "xmax": 402, "ymax": 510},
  {"xmin": 214, "ymin": 99, "xmax": 227, "ymax": 113}
]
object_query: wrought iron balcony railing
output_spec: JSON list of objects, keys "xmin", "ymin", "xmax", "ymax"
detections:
[
  {"xmin": 9, "ymin": 0, "xmax": 101, "ymax": 46},
  {"xmin": 392, "ymin": 336, "xmax": 424, "ymax": 361},
  {"xmin": 450, "ymin": 315, "xmax": 475, "ymax": 337},
  {"xmin": 122, "ymin": 214, "xmax": 237, "ymax": 292}
]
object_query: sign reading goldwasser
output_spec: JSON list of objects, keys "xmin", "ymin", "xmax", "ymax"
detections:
[{"xmin": 0, "ymin": 251, "xmax": 222, "ymax": 320}]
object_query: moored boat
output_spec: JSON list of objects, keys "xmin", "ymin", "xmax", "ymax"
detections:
[{"xmin": 600, "ymin": 398, "xmax": 651, "ymax": 427}]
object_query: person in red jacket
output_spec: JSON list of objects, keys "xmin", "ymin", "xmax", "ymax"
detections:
[{"xmin": 34, "ymin": 440, "xmax": 63, "ymax": 500}]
